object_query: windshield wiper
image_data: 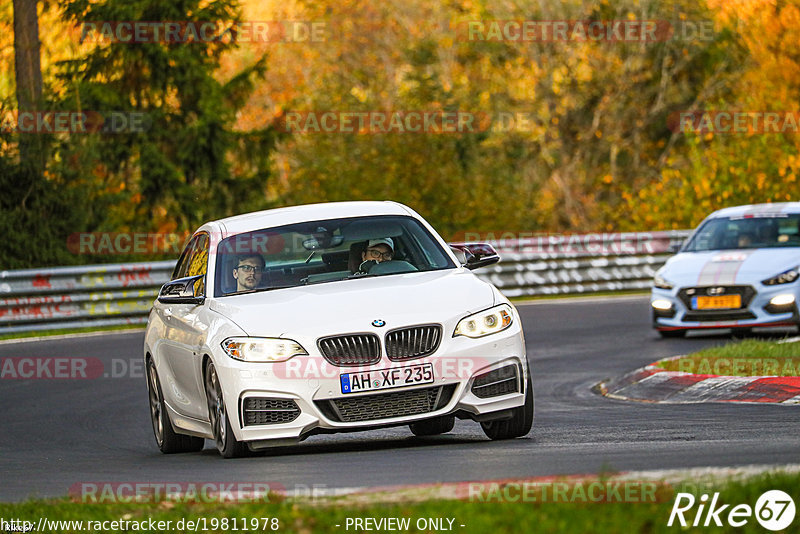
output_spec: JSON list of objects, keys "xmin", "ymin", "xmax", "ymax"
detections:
[{"xmin": 345, "ymin": 273, "xmax": 378, "ymax": 280}]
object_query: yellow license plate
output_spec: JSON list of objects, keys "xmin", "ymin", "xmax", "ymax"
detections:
[{"xmin": 694, "ymin": 295, "xmax": 741, "ymax": 310}]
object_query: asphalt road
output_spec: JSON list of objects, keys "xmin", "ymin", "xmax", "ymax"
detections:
[{"xmin": 1, "ymin": 295, "xmax": 798, "ymax": 501}]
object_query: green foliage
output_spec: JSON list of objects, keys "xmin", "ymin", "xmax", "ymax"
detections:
[
  {"xmin": 1, "ymin": 471, "xmax": 800, "ymax": 533},
  {"xmin": 55, "ymin": 0, "xmax": 279, "ymax": 232},
  {"xmin": 0, "ymin": 147, "xmax": 90, "ymax": 268},
  {"xmin": 278, "ymin": 0, "xmax": 745, "ymax": 236},
  {"xmin": 5, "ymin": 0, "xmax": 799, "ymax": 267}
]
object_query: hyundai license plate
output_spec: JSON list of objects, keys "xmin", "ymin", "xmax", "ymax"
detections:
[
  {"xmin": 692, "ymin": 295, "xmax": 742, "ymax": 310},
  {"xmin": 340, "ymin": 363, "xmax": 434, "ymax": 394}
]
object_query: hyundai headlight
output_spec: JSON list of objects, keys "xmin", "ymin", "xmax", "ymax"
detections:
[
  {"xmin": 454, "ymin": 304, "xmax": 514, "ymax": 338},
  {"xmin": 762, "ymin": 267, "xmax": 799, "ymax": 286},
  {"xmin": 221, "ymin": 337, "xmax": 308, "ymax": 362},
  {"xmin": 653, "ymin": 273, "xmax": 673, "ymax": 290}
]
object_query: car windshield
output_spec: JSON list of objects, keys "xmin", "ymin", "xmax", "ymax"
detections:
[
  {"xmin": 684, "ymin": 214, "xmax": 800, "ymax": 252},
  {"xmin": 214, "ymin": 215, "xmax": 456, "ymax": 297}
]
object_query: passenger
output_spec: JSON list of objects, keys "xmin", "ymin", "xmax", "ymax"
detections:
[
  {"xmin": 232, "ymin": 253, "xmax": 264, "ymax": 292},
  {"xmin": 737, "ymin": 232, "xmax": 754, "ymax": 248}
]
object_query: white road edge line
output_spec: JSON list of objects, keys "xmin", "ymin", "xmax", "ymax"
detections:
[
  {"xmin": 513, "ymin": 294, "xmax": 650, "ymax": 306},
  {"xmin": 0, "ymin": 328, "xmax": 145, "ymax": 346}
]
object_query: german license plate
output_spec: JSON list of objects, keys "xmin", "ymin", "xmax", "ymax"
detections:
[
  {"xmin": 692, "ymin": 295, "xmax": 742, "ymax": 310},
  {"xmin": 340, "ymin": 363, "xmax": 434, "ymax": 394}
]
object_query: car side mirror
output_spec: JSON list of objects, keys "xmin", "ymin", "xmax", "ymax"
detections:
[
  {"xmin": 668, "ymin": 240, "xmax": 685, "ymax": 254},
  {"xmin": 449, "ymin": 243, "xmax": 500, "ymax": 270},
  {"xmin": 157, "ymin": 274, "xmax": 205, "ymax": 304}
]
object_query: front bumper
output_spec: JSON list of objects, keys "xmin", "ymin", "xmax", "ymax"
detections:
[
  {"xmin": 651, "ymin": 283, "xmax": 800, "ymax": 332},
  {"xmin": 213, "ymin": 326, "xmax": 529, "ymax": 446}
]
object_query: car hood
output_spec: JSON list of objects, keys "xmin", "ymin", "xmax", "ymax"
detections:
[
  {"xmin": 660, "ymin": 248, "xmax": 800, "ymax": 286},
  {"xmin": 208, "ymin": 269, "xmax": 496, "ymax": 337}
]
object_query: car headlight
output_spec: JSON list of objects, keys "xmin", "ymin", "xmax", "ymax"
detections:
[
  {"xmin": 221, "ymin": 337, "xmax": 308, "ymax": 362},
  {"xmin": 454, "ymin": 304, "xmax": 514, "ymax": 338},
  {"xmin": 762, "ymin": 266, "xmax": 799, "ymax": 286},
  {"xmin": 653, "ymin": 273, "xmax": 673, "ymax": 290}
]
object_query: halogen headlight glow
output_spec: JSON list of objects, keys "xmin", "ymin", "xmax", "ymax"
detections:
[
  {"xmin": 651, "ymin": 299, "xmax": 674, "ymax": 311},
  {"xmin": 653, "ymin": 273, "xmax": 673, "ymax": 290},
  {"xmin": 454, "ymin": 304, "xmax": 514, "ymax": 338},
  {"xmin": 769, "ymin": 294, "xmax": 796, "ymax": 307},
  {"xmin": 221, "ymin": 337, "xmax": 308, "ymax": 362},
  {"xmin": 762, "ymin": 266, "xmax": 799, "ymax": 286}
]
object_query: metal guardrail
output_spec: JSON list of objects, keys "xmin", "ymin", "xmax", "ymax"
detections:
[
  {"xmin": 0, "ymin": 261, "xmax": 175, "ymax": 334},
  {"xmin": 477, "ymin": 230, "xmax": 691, "ymax": 297},
  {"xmin": 0, "ymin": 231, "xmax": 691, "ymax": 334}
]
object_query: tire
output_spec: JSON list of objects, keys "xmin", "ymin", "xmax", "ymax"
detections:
[
  {"xmin": 409, "ymin": 415, "xmax": 455, "ymax": 436},
  {"xmin": 658, "ymin": 329, "xmax": 686, "ymax": 338},
  {"xmin": 732, "ymin": 328, "xmax": 752, "ymax": 339},
  {"xmin": 481, "ymin": 373, "xmax": 534, "ymax": 440},
  {"xmin": 204, "ymin": 359, "xmax": 247, "ymax": 458},
  {"xmin": 146, "ymin": 359, "xmax": 205, "ymax": 454}
]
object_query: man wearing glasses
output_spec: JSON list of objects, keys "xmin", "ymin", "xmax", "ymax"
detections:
[
  {"xmin": 359, "ymin": 238, "xmax": 394, "ymax": 272},
  {"xmin": 232, "ymin": 254, "xmax": 265, "ymax": 292}
]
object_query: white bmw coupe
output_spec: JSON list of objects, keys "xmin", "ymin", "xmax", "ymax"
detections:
[
  {"xmin": 652, "ymin": 202, "xmax": 800, "ymax": 337},
  {"xmin": 144, "ymin": 201, "xmax": 532, "ymax": 457}
]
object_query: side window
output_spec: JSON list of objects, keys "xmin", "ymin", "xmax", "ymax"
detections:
[
  {"xmin": 187, "ymin": 234, "xmax": 209, "ymax": 296},
  {"xmin": 172, "ymin": 236, "xmax": 200, "ymax": 280}
]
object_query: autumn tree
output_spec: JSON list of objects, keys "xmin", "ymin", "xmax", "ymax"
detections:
[{"xmin": 57, "ymin": 0, "xmax": 281, "ymax": 238}]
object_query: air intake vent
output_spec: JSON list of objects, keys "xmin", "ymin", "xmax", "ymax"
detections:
[
  {"xmin": 315, "ymin": 384, "xmax": 456, "ymax": 423},
  {"xmin": 471, "ymin": 365, "xmax": 520, "ymax": 398},
  {"xmin": 242, "ymin": 397, "xmax": 301, "ymax": 426}
]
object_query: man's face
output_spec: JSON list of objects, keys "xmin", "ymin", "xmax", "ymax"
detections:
[
  {"xmin": 362, "ymin": 244, "xmax": 393, "ymax": 264},
  {"xmin": 233, "ymin": 257, "xmax": 263, "ymax": 291}
]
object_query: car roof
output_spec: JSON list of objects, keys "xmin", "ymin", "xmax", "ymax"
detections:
[
  {"xmin": 207, "ymin": 201, "xmax": 415, "ymax": 237},
  {"xmin": 706, "ymin": 202, "xmax": 800, "ymax": 220}
]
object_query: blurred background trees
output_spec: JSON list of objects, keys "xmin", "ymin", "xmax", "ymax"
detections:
[{"xmin": 0, "ymin": 0, "xmax": 797, "ymax": 266}]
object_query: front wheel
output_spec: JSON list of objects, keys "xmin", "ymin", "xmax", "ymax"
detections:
[
  {"xmin": 205, "ymin": 360, "xmax": 247, "ymax": 458},
  {"xmin": 481, "ymin": 373, "xmax": 534, "ymax": 440},
  {"xmin": 146, "ymin": 358, "xmax": 204, "ymax": 454}
]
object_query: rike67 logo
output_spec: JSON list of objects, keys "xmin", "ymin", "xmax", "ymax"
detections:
[{"xmin": 668, "ymin": 490, "xmax": 796, "ymax": 531}]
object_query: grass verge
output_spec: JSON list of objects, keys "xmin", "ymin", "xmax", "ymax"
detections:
[
  {"xmin": 0, "ymin": 323, "xmax": 144, "ymax": 342},
  {"xmin": 656, "ymin": 338, "xmax": 800, "ymax": 377},
  {"xmin": 0, "ymin": 471, "xmax": 798, "ymax": 533}
]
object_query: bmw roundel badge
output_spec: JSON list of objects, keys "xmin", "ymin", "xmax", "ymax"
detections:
[{"xmin": 372, "ymin": 319, "xmax": 386, "ymax": 327}]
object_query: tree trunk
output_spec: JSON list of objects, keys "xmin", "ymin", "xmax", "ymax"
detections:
[{"xmin": 13, "ymin": 0, "xmax": 45, "ymax": 179}]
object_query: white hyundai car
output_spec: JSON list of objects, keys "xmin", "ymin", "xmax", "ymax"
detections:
[
  {"xmin": 651, "ymin": 202, "xmax": 800, "ymax": 337},
  {"xmin": 144, "ymin": 201, "xmax": 532, "ymax": 457}
]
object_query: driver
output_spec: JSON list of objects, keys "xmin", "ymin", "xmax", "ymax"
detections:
[
  {"xmin": 232, "ymin": 253, "xmax": 264, "ymax": 292},
  {"xmin": 359, "ymin": 238, "xmax": 394, "ymax": 272}
]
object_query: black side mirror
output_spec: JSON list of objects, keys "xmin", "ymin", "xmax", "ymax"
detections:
[
  {"xmin": 449, "ymin": 243, "xmax": 501, "ymax": 270},
  {"xmin": 158, "ymin": 274, "xmax": 205, "ymax": 304},
  {"xmin": 668, "ymin": 240, "xmax": 685, "ymax": 254}
]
